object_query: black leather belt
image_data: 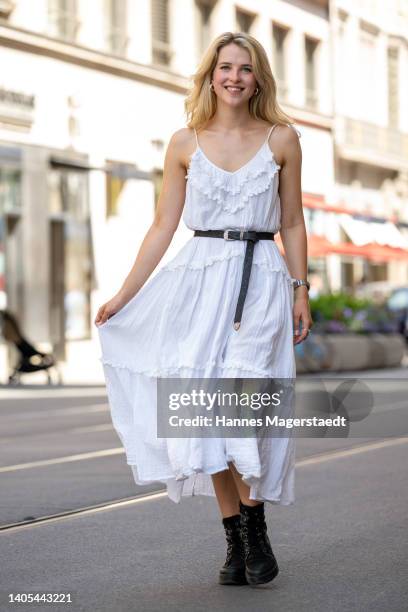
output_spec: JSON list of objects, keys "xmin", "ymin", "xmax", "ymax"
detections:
[{"xmin": 193, "ymin": 229, "xmax": 276, "ymax": 331}]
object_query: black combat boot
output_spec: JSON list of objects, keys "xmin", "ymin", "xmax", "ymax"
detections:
[
  {"xmin": 239, "ymin": 501, "xmax": 279, "ymax": 586},
  {"xmin": 218, "ymin": 514, "xmax": 248, "ymax": 585}
]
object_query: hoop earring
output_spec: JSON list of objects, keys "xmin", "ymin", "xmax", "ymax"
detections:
[{"xmin": 254, "ymin": 87, "xmax": 259, "ymax": 95}]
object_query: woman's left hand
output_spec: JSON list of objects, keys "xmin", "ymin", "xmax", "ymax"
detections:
[{"xmin": 293, "ymin": 288, "xmax": 313, "ymax": 344}]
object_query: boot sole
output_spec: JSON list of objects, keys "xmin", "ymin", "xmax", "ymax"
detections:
[
  {"xmin": 219, "ymin": 570, "xmax": 248, "ymax": 586},
  {"xmin": 245, "ymin": 562, "xmax": 279, "ymax": 586}
]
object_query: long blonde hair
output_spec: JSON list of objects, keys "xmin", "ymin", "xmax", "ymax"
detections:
[{"xmin": 184, "ymin": 32, "xmax": 295, "ymax": 131}]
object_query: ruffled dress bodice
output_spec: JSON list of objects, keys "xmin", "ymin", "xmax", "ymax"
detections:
[
  {"xmin": 182, "ymin": 139, "xmax": 282, "ymax": 231},
  {"xmin": 159, "ymin": 129, "xmax": 292, "ymax": 280}
]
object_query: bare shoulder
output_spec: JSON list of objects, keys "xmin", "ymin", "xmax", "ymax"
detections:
[
  {"xmin": 270, "ymin": 123, "xmax": 301, "ymax": 166},
  {"xmin": 169, "ymin": 127, "xmax": 193, "ymax": 146},
  {"xmin": 168, "ymin": 127, "xmax": 196, "ymax": 171},
  {"xmin": 273, "ymin": 123, "xmax": 301, "ymax": 142}
]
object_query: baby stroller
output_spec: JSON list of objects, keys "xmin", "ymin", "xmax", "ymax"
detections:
[{"xmin": 0, "ymin": 309, "xmax": 61, "ymax": 385}]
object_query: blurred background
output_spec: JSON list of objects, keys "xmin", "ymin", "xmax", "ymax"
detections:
[{"xmin": 0, "ymin": 0, "xmax": 408, "ymax": 384}]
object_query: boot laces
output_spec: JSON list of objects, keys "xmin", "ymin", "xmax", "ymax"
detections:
[
  {"xmin": 224, "ymin": 523, "xmax": 244, "ymax": 565},
  {"xmin": 240, "ymin": 511, "xmax": 272, "ymax": 556}
]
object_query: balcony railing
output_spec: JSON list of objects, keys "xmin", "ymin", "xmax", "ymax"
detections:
[
  {"xmin": 105, "ymin": 27, "xmax": 129, "ymax": 57},
  {"xmin": 275, "ymin": 78, "xmax": 288, "ymax": 102},
  {"xmin": 48, "ymin": 10, "xmax": 80, "ymax": 42},
  {"xmin": 152, "ymin": 39, "xmax": 173, "ymax": 66},
  {"xmin": 338, "ymin": 117, "xmax": 408, "ymax": 169},
  {"xmin": 305, "ymin": 87, "xmax": 318, "ymax": 110}
]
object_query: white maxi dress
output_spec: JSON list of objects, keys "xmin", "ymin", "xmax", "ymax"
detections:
[{"xmin": 97, "ymin": 123, "xmax": 298, "ymax": 505}]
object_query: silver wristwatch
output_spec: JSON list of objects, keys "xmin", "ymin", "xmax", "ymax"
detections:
[{"xmin": 292, "ymin": 279, "xmax": 310, "ymax": 291}]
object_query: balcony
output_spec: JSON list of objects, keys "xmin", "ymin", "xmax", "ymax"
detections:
[{"xmin": 336, "ymin": 116, "xmax": 408, "ymax": 171}]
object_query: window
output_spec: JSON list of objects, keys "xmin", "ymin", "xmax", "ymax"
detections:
[
  {"xmin": 0, "ymin": 166, "xmax": 21, "ymax": 214},
  {"xmin": 105, "ymin": 0, "xmax": 128, "ymax": 56},
  {"xmin": 195, "ymin": 0, "xmax": 215, "ymax": 56},
  {"xmin": 0, "ymin": 164, "xmax": 22, "ymax": 314},
  {"xmin": 105, "ymin": 162, "xmax": 148, "ymax": 217},
  {"xmin": 48, "ymin": 0, "xmax": 79, "ymax": 42},
  {"xmin": 359, "ymin": 26, "xmax": 378, "ymax": 122},
  {"xmin": 236, "ymin": 9, "xmax": 255, "ymax": 34},
  {"xmin": 341, "ymin": 260, "xmax": 355, "ymax": 292},
  {"xmin": 387, "ymin": 47, "xmax": 399, "ymax": 128},
  {"xmin": 305, "ymin": 36, "xmax": 319, "ymax": 109},
  {"xmin": 272, "ymin": 24, "xmax": 288, "ymax": 99},
  {"xmin": 106, "ymin": 172, "xmax": 126, "ymax": 217},
  {"xmin": 151, "ymin": 0, "xmax": 172, "ymax": 66}
]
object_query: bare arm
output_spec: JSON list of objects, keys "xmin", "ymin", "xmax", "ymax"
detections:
[
  {"xmin": 277, "ymin": 125, "xmax": 313, "ymax": 343},
  {"xmin": 116, "ymin": 130, "xmax": 187, "ymax": 302},
  {"xmin": 278, "ymin": 126, "xmax": 307, "ymax": 280},
  {"xmin": 95, "ymin": 129, "xmax": 188, "ymax": 325}
]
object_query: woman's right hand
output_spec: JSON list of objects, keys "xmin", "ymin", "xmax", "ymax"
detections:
[{"xmin": 94, "ymin": 292, "xmax": 130, "ymax": 327}]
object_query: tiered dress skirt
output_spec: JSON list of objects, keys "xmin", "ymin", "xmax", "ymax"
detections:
[{"xmin": 98, "ymin": 235, "xmax": 296, "ymax": 504}]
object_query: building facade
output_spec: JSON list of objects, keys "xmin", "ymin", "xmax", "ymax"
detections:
[
  {"xmin": 318, "ymin": 0, "xmax": 408, "ymax": 295},
  {"xmin": 0, "ymin": 0, "xmax": 406, "ymax": 383}
]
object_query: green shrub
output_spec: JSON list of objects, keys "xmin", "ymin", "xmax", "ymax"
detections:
[{"xmin": 309, "ymin": 292, "xmax": 399, "ymax": 333}]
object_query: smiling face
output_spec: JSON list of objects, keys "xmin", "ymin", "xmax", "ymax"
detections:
[{"xmin": 211, "ymin": 42, "xmax": 258, "ymax": 106}]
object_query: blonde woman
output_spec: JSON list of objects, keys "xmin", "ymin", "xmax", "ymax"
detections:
[{"xmin": 95, "ymin": 32, "xmax": 312, "ymax": 587}]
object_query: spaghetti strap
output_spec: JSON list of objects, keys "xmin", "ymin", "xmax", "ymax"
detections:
[
  {"xmin": 265, "ymin": 124, "xmax": 278, "ymax": 142},
  {"xmin": 288, "ymin": 123, "xmax": 302, "ymax": 138},
  {"xmin": 266, "ymin": 123, "xmax": 301, "ymax": 142},
  {"xmin": 193, "ymin": 127, "xmax": 199, "ymax": 148}
]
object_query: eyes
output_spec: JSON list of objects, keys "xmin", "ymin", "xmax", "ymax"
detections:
[{"xmin": 219, "ymin": 65, "xmax": 252, "ymax": 72}]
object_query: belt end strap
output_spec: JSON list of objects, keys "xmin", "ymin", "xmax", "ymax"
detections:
[{"xmin": 193, "ymin": 229, "xmax": 275, "ymax": 332}]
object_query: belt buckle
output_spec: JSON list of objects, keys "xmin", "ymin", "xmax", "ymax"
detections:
[{"xmin": 224, "ymin": 229, "xmax": 245, "ymax": 241}]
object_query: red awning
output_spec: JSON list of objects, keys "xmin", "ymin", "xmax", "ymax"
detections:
[
  {"xmin": 276, "ymin": 191, "xmax": 408, "ymax": 262},
  {"xmin": 306, "ymin": 235, "xmax": 408, "ymax": 262}
]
